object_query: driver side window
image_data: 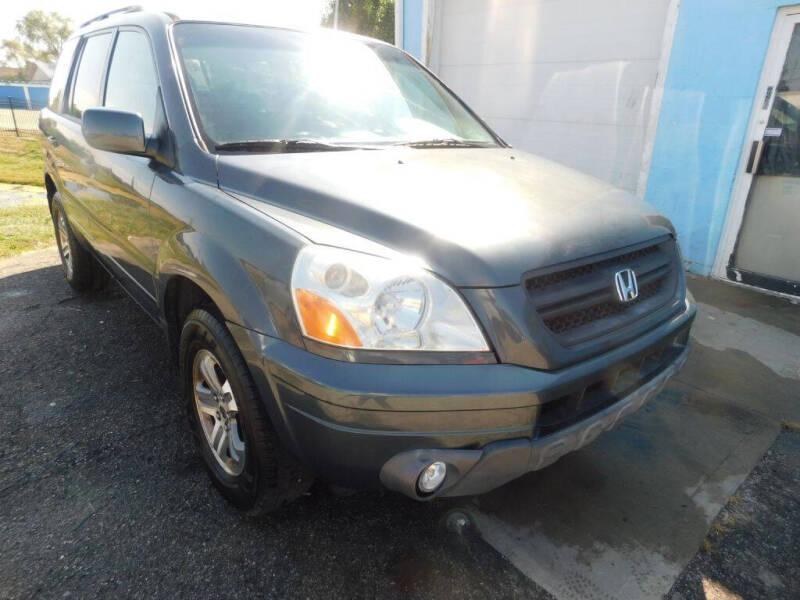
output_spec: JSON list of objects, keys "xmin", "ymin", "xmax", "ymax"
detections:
[{"xmin": 104, "ymin": 31, "xmax": 159, "ymax": 136}]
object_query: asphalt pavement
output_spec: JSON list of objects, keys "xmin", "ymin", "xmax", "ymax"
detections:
[
  {"xmin": 2, "ymin": 248, "xmax": 798, "ymax": 600},
  {"xmin": 0, "ymin": 249, "xmax": 549, "ymax": 600}
]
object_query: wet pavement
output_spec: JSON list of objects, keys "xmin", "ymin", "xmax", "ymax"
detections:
[
  {"xmin": 1, "ymin": 249, "xmax": 798, "ymax": 599},
  {"xmin": 460, "ymin": 275, "xmax": 800, "ymax": 599}
]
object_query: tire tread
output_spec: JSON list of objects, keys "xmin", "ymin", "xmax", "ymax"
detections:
[{"xmin": 180, "ymin": 309, "xmax": 312, "ymax": 516}]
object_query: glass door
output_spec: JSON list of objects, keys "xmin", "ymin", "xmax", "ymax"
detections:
[{"xmin": 727, "ymin": 16, "xmax": 800, "ymax": 295}]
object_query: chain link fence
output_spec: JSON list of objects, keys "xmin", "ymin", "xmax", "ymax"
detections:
[{"xmin": 1, "ymin": 97, "xmax": 44, "ymax": 137}]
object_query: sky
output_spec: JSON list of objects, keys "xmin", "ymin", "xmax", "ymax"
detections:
[{"xmin": 1, "ymin": 0, "xmax": 332, "ymax": 44}]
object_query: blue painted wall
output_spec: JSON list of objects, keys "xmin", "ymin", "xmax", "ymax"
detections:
[
  {"xmin": 0, "ymin": 84, "xmax": 28, "ymax": 103},
  {"xmin": 28, "ymin": 86, "xmax": 49, "ymax": 105},
  {"xmin": 0, "ymin": 84, "xmax": 49, "ymax": 108},
  {"xmin": 402, "ymin": 0, "xmax": 424, "ymax": 59},
  {"xmin": 644, "ymin": 0, "xmax": 793, "ymax": 275}
]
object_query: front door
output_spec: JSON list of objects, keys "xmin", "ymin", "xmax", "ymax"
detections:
[
  {"xmin": 717, "ymin": 8, "xmax": 800, "ymax": 296},
  {"xmin": 90, "ymin": 28, "xmax": 161, "ymax": 308}
]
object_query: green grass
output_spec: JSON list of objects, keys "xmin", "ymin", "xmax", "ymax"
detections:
[
  {"xmin": 0, "ymin": 136, "xmax": 50, "ymax": 258},
  {"xmin": 0, "ymin": 202, "xmax": 54, "ymax": 259},
  {"xmin": 0, "ymin": 136, "xmax": 44, "ymax": 187}
]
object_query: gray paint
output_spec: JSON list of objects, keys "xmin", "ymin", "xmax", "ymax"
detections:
[
  {"xmin": 39, "ymin": 10, "xmax": 695, "ymax": 499},
  {"xmin": 219, "ymin": 147, "xmax": 675, "ymax": 288},
  {"xmin": 82, "ymin": 107, "xmax": 147, "ymax": 156}
]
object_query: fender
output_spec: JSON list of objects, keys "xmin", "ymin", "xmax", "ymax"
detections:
[{"xmin": 150, "ymin": 175, "xmax": 308, "ymax": 350}]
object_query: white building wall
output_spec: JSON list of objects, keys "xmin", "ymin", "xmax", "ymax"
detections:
[{"xmin": 428, "ymin": 0, "xmax": 673, "ymax": 192}]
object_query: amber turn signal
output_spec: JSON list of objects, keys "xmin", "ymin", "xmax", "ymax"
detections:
[{"xmin": 294, "ymin": 289, "xmax": 362, "ymax": 347}]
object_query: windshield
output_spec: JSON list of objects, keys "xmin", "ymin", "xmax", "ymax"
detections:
[{"xmin": 172, "ymin": 23, "xmax": 498, "ymax": 150}]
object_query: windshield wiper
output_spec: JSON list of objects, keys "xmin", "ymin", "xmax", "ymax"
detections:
[
  {"xmin": 393, "ymin": 138, "xmax": 493, "ymax": 149},
  {"xmin": 214, "ymin": 139, "xmax": 363, "ymax": 153}
]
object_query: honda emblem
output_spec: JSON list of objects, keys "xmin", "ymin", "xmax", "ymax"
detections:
[{"xmin": 614, "ymin": 269, "xmax": 639, "ymax": 303}]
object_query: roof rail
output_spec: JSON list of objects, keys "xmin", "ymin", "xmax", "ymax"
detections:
[{"xmin": 80, "ymin": 5, "xmax": 143, "ymax": 28}]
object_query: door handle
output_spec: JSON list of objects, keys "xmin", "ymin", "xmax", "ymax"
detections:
[
  {"xmin": 745, "ymin": 139, "xmax": 763, "ymax": 174},
  {"xmin": 46, "ymin": 135, "xmax": 60, "ymax": 148}
]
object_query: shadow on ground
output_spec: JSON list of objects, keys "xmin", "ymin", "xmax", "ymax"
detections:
[{"xmin": 0, "ymin": 256, "xmax": 550, "ymax": 599}]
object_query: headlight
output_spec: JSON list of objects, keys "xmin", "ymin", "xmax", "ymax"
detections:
[{"xmin": 291, "ymin": 246, "xmax": 489, "ymax": 352}]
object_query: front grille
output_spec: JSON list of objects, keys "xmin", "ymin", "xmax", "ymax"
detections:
[
  {"xmin": 543, "ymin": 278, "xmax": 663, "ymax": 334},
  {"xmin": 534, "ymin": 331, "xmax": 687, "ymax": 438},
  {"xmin": 525, "ymin": 237, "xmax": 679, "ymax": 346},
  {"xmin": 527, "ymin": 244, "xmax": 660, "ymax": 291}
]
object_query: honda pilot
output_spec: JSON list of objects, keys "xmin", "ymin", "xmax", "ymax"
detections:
[{"xmin": 40, "ymin": 8, "xmax": 695, "ymax": 514}]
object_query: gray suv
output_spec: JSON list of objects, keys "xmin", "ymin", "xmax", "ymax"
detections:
[{"xmin": 40, "ymin": 8, "xmax": 695, "ymax": 514}]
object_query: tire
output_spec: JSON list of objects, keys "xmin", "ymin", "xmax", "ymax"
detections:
[
  {"xmin": 180, "ymin": 308, "xmax": 313, "ymax": 516},
  {"xmin": 50, "ymin": 193, "xmax": 109, "ymax": 292}
]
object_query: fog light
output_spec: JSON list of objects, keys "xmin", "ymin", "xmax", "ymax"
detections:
[{"xmin": 417, "ymin": 461, "xmax": 447, "ymax": 494}]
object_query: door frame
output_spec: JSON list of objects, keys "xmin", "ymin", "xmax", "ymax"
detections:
[{"xmin": 712, "ymin": 5, "xmax": 800, "ymax": 290}]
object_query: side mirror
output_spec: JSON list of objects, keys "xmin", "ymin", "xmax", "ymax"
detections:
[{"xmin": 82, "ymin": 108, "xmax": 147, "ymax": 155}]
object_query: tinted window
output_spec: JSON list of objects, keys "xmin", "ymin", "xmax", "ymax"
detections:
[
  {"xmin": 104, "ymin": 31, "xmax": 159, "ymax": 135},
  {"xmin": 70, "ymin": 33, "xmax": 112, "ymax": 118},
  {"xmin": 48, "ymin": 37, "xmax": 79, "ymax": 112}
]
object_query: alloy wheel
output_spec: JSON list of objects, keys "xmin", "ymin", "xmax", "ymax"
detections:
[
  {"xmin": 192, "ymin": 349, "xmax": 246, "ymax": 476},
  {"xmin": 56, "ymin": 210, "xmax": 73, "ymax": 279}
]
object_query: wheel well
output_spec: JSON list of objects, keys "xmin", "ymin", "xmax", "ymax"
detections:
[
  {"xmin": 44, "ymin": 174, "xmax": 56, "ymax": 209},
  {"xmin": 163, "ymin": 276, "xmax": 223, "ymax": 365}
]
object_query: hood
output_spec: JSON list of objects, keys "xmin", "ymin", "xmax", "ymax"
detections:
[{"xmin": 218, "ymin": 147, "xmax": 674, "ymax": 287}]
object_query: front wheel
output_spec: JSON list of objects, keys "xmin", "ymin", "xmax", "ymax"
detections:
[{"xmin": 180, "ymin": 308, "xmax": 313, "ymax": 515}]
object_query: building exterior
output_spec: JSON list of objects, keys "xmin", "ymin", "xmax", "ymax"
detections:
[
  {"xmin": 0, "ymin": 83, "xmax": 50, "ymax": 108},
  {"xmin": 0, "ymin": 60, "xmax": 54, "ymax": 84},
  {"xmin": 0, "ymin": 60, "xmax": 53, "ymax": 109},
  {"xmin": 22, "ymin": 60, "xmax": 55, "ymax": 84},
  {"xmin": 397, "ymin": 0, "xmax": 800, "ymax": 297}
]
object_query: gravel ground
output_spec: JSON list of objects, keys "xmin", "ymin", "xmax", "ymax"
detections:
[
  {"xmin": 667, "ymin": 428, "xmax": 800, "ymax": 600},
  {"xmin": 0, "ymin": 249, "xmax": 551, "ymax": 600}
]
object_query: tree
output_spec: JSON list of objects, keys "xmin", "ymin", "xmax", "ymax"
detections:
[
  {"xmin": 321, "ymin": 0, "xmax": 395, "ymax": 44},
  {"xmin": 2, "ymin": 11, "xmax": 73, "ymax": 69}
]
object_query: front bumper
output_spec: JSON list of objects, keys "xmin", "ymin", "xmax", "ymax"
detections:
[
  {"xmin": 228, "ymin": 300, "xmax": 695, "ymax": 497},
  {"xmin": 380, "ymin": 345, "xmax": 688, "ymax": 498}
]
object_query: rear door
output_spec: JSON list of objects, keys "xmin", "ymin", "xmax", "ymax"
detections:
[
  {"xmin": 51, "ymin": 31, "xmax": 114, "ymax": 244},
  {"xmin": 39, "ymin": 36, "xmax": 80, "ymax": 198}
]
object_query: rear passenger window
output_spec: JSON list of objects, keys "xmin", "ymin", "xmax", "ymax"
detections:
[
  {"xmin": 104, "ymin": 31, "xmax": 159, "ymax": 136},
  {"xmin": 70, "ymin": 33, "xmax": 112, "ymax": 119},
  {"xmin": 48, "ymin": 37, "xmax": 79, "ymax": 112}
]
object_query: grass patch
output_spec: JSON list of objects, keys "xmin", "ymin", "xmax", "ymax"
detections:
[
  {"xmin": 0, "ymin": 202, "xmax": 53, "ymax": 259},
  {"xmin": 0, "ymin": 136, "xmax": 44, "ymax": 187}
]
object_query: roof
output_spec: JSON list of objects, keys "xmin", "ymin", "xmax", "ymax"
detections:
[{"xmin": 73, "ymin": 7, "xmax": 390, "ymax": 48}]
